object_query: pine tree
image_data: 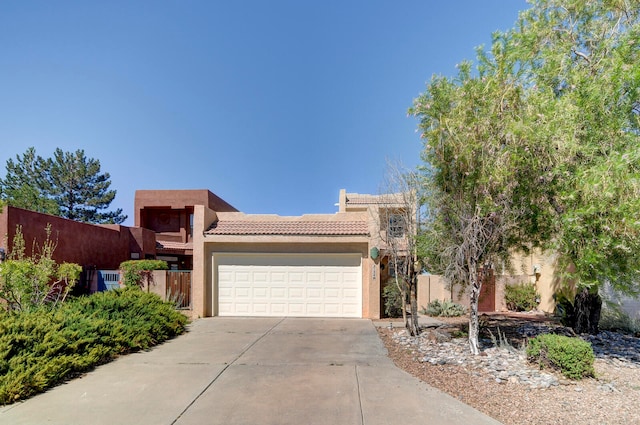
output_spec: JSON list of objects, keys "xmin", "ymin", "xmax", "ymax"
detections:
[{"xmin": 0, "ymin": 147, "xmax": 127, "ymax": 224}]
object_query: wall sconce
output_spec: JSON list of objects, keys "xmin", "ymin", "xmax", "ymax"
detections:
[
  {"xmin": 0, "ymin": 248, "xmax": 5, "ymax": 262},
  {"xmin": 533, "ymin": 264, "xmax": 541, "ymax": 282},
  {"xmin": 370, "ymin": 247, "xmax": 379, "ymax": 260}
]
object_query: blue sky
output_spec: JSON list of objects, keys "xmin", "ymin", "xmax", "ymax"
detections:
[{"xmin": 0, "ymin": 1, "xmax": 528, "ymax": 225}]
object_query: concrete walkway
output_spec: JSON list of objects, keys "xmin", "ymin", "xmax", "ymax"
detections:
[{"xmin": 0, "ymin": 318, "xmax": 501, "ymax": 425}]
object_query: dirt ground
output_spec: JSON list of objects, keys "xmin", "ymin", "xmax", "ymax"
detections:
[{"xmin": 377, "ymin": 313, "xmax": 640, "ymax": 425}]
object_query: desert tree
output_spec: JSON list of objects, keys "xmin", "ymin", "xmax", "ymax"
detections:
[
  {"xmin": 411, "ymin": 0, "xmax": 640, "ymax": 349},
  {"xmin": 378, "ymin": 161, "xmax": 423, "ymax": 336},
  {"xmin": 410, "ymin": 57, "xmax": 538, "ymax": 354}
]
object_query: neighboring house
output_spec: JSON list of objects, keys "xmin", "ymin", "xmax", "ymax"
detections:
[{"xmin": 0, "ymin": 205, "xmax": 156, "ymax": 293}]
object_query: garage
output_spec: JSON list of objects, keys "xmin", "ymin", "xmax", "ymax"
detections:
[{"xmin": 214, "ymin": 253, "xmax": 362, "ymax": 317}]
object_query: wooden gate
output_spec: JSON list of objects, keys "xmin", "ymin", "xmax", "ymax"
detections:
[
  {"xmin": 166, "ymin": 271, "xmax": 191, "ymax": 309},
  {"xmin": 478, "ymin": 268, "xmax": 496, "ymax": 312}
]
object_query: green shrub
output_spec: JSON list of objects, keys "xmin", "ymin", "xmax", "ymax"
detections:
[
  {"xmin": 0, "ymin": 225, "xmax": 81, "ymax": 311},
  {"xmin": 382, "ymin": 281, "xmax": 403, "ymax": 318},
  {"xmin": 119, "ymin": 260, "xmax": 168, "ymax": 289},
  {"xmin": 0, "ymin": 288, "xmax": 187, "ymax": 405},
  {"xmin": 526, "ymin": 333, "xmax": 595, "ymax": 380},
  {"xmin": 424, "ymin": 299, "xmax": 466, "ymax": 317},
  {"xmin": 505, "ymin": 282, "xmax": 539, "ymax": 312}
]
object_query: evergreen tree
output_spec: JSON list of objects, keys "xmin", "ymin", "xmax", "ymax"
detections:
[
  {"xmin": 0, "ymin": 147, "xmax": 127, "ymax": 224},
  {"xmin": 0, "ymin": 147, "xmax": 59, "ymax": 215},
  {"xmin": 44, "ymin": 148, "xmax": 127, "ymax": 224}
]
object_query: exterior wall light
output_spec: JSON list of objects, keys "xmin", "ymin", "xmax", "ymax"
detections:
[
  {"xmin": 369, "ymin": 247, "xmax": 379, "ymax": 260},
  {"xmin": 0, "ymin": 248, "xmax": 5, "ymax": 262}
]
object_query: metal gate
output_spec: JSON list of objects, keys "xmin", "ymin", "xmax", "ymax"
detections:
[
  {"xmin": 166, "ymin": 271, "xmax": 191, "ymax": 309},
  {"xmin": 98, "ymin": 270, "xmax": 121, "ymax": 291}
]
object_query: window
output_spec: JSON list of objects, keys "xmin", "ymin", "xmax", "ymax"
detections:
[
  {"xmin": 189, "ymin": 214, "xmax": 194, "ymax": 238},
  {"xmin": 388, "ymin": 214, "xmax": 405, "ymax": 238},
  {"xmin": 388, "ymin": 258, "xmax": 406, "ymax": 278}
]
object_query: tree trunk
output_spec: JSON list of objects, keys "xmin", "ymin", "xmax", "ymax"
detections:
[
  {"xmin": 573, "ymin": 288, "xmax": 602, "ymax": 334},
  {"xmin": 409, "ymin": 275, "xmax": 420, "ymax": 336},
  {"xmin": 396, "ymin": 277, "xmax": 408, "ymax": 330},
  {"xmin": 468, "ymin": 261, "xmax": 481, "ymax": 355}
]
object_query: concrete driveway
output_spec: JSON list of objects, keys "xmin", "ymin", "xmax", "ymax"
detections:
[{"xmin": 0, "ymin": 318, "xmax": 501, "ymax": 425}]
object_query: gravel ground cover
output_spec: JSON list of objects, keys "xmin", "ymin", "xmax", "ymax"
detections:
[{"xmin": 377, "ymin": 314, "xmax": 640, "ymax": 425}]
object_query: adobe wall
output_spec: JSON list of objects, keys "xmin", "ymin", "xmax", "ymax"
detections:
[
  {"xmin": 1, "ymin": 206, "xmax": 153, "ymax": 270},
  {"xmin": 134, "ymin": 189, "xmax": 238, "ymax": 227}
]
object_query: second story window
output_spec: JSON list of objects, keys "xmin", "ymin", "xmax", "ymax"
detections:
[{"xmin": 388, "ymin": 214, "xmax": 405, "ymax": 238}]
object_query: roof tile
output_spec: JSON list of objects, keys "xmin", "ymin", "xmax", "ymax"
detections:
[
  {"xmin": 205, "ymin": 220, "xmax": 369, "ymax": 236},
  {"xmin": 156, "ymin": 241, "xmax": 193, "ymax": 250}
]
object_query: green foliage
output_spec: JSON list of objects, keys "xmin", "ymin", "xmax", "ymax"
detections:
[
  {"xmin": 505, "ymin": 283, "xmax": 539, "ymax": 312},
  {"xmin": 0, "ymin": 147, "xmax": 59, "ymax": 215},
  {"xmin": 423, "ymin": 299, "xmax": 466, "ymax": 317},
  {"xmin": 382, "ymin": 280, "xmax": 403, "ymax": 318},
  {"xmin": 0, "ymin": 225, "xmax": 81, "ymax": 311},
  {"xmin": 0, "ymin": 288, "xmax": 188, "ymax": 405},
  {"xmin": 553, "ymin": 288, "xmax": 576, "ymax": 326},
  {"xmin": 0, "ymin": 147, "xmax": 126, "ymax": 224},
  {"xmin": 527, "ymin": 334, "xmax": 595, "ymax": 380},
  {"xmin": 44, "ymin": 148, "xmax": 126, "ymax": 224},
  {"xmin": 119, "ymin": 260, "xmax": 168, "ymax": 289},
  {"xmin": 410, "ymin": 0, "xmax": 640, "ymax": 346}
]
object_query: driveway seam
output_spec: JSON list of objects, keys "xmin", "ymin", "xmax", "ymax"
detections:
[
  {"xmin": 355, "ymin": 365, "xmax": 365, "ymax": 425},
  {"xmin": 169, "ymin": 317, "xmax": 286, "ymax": 425}
]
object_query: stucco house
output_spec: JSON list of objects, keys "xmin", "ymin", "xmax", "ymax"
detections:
[{"xmin": 188, "ymin": 189, "xmax": 411, "ymax": 319}]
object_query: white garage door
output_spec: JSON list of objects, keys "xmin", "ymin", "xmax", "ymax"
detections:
[{"xmin": 215, "ymin": 253, "xmax": 362, "ymax": 317}]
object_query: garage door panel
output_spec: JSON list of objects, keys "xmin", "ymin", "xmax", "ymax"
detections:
[
  {"xmin": 270, "ymin": 271, "xmax": 287, "ymax": 282},
  {"xmin": 254, "ymin": 271, "xmax": 268, "ymax": 282},
  {"xmin": 288, "ymin": 272, "xmax": 304, "ymax": 284},
  {"xmin": 253, "ymin": 288, "xmax": 268, "ymax": 298},
  {"xmin": 343, "ymin": 288, "xmax": 359, "ymax": 299},
  {"xmin": 271, "ymin": 304, "xmax": 287, "ymax": 314},
  {"xmin": 235, "ymin": 287, "xmax": 251, "ymax": 298},
  {"xmin": 289, "ymin": 287, "xmax": 304, "ymax": 298},
  {"xmin": 307, "ymin": 288, "xmax": 322, "ymax": 299},
  {"xmin": 342, "ymin": 304, "xmax": 360, "ymax": 315},
  {"xmin": 253, "ymin": 304, "xmax": 268, "ymax": 314},
  {"xmin": 216, "ymin": 254, "xmax": 362, "ymax": 317},
  {"xmin": 271, "ymin": 287, "xmax": 287, "ymax": 298},
  {"xmin": 306, "ymin": 272, "xmax": 322, "ymax": 283},
  {"xmin": 235, "ymin": 272, "xmax": 251, "ymax": 282}
]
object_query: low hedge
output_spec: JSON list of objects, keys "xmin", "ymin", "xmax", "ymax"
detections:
[
  {"xmin": 0, "ymin": 288, "xmax": 188, "ymax": 405},
  {"xmin": 526, "ymin": 333, "xmax": 595, "ymax": 380}
]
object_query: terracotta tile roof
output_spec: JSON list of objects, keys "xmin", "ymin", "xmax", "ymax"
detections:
[
  {"xmin": 156, "ymin": 241, "xmax": 193, "ymax": 251},
  {"xmin": 205, "ymin": 220, "xmax": 369, "ymax": 236}
]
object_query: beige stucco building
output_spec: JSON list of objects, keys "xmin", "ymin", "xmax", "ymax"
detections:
[{"xmin": 190, "ymin": 189, "xmax": 409, "ymax": 319}]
